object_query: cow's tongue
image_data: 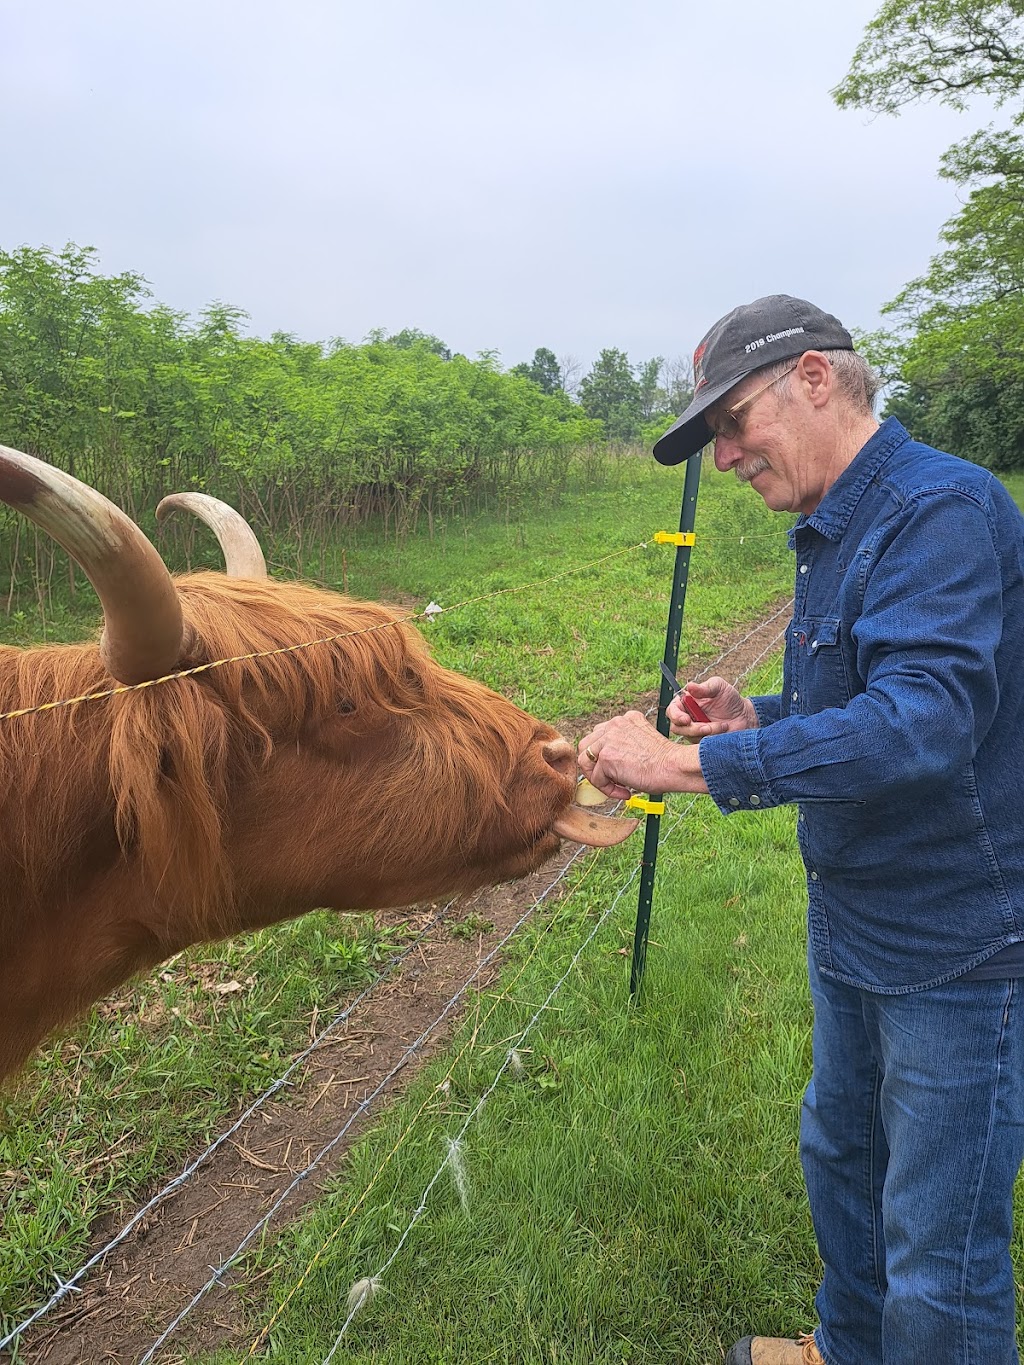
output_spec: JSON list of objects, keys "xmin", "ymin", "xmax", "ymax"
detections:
[{"xmin": 552, "ymin": 806, "xmax": 639, "ymax": 847}]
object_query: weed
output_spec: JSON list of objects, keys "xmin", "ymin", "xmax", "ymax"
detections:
[{"xmin": 449, "ymin": 915, "xmax": 495, "ymax": 941}]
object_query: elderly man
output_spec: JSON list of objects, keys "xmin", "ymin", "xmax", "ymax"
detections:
[{"xmin": 579, "ymin": 296, "xmax": 1024, "ymax": 1365}]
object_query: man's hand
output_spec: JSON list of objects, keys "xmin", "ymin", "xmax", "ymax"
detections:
[
  {"xmin": 578, "ymin": 711, "xmax": 708, "ymax": 800},
  {"xmin": 667, "ymin": 676, "xmax": 758, "ymax": 740}
]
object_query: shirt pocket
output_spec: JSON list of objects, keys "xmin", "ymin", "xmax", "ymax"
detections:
[{"xmin": 795, "ymin": 616, "xmax": 852, "ymax": 711}]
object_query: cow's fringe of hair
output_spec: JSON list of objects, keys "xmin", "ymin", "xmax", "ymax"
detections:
[{"xmin": 0, "ymin": 574, "xmax": 537, "ymax": 943}]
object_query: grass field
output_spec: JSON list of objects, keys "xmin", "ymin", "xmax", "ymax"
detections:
[{"xmin": 4, "ymin": 456, "xmax": 1022, "ymax": 1362}]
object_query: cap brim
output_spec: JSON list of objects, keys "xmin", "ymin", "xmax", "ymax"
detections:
[{"xmin": 652, "ymin": 374, "xmax": 737, "ymax": 465}]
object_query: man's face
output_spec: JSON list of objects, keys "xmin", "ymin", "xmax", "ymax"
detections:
[{"xmin": 705, "ymin": 360, "xmax": 822, "ymax": 514}]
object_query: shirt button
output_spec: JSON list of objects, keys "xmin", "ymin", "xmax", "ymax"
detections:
[
  {"xmin": 791, "ymin": 691, "xmax": 799, "ymax": 702},
  {"xmin": 799, "ymin": 564, "xmax": 809, "ymax": 574},
  {"xmin": 799, "ymin": 811, "xmax": 805, "ymax": 822},
  {"xmin": 728, "ymin": 797, "xmax": 740, "ymax": 807},
  {"xmin": 810, "ymin": 871, "xmax": 819, "ymax": 881},
  {"xmin": 749, "ymin": 795, "xmax": 761, "ymax": 806}
]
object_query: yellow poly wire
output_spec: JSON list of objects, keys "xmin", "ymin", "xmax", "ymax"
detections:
[
  {"xmin": 0, "ymin": 540, "xmax": 648, "ymax": 723},
  {"xmin": 244, "ymin": 850, "xmax": 605, "ymax": 1358}
]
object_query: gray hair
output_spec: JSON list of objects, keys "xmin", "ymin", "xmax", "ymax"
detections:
[{"xmin": 756, "ymin": 349, "xmax": 880, "ymax": 415}]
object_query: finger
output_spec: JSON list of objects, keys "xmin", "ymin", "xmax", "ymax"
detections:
[
  {"xmin": 666, "ymin": 697, "xmax": 694, "ymax": 726},
  {"xmin": 590, "ymin": 761, "xmax": 632, "ymax": 800},
  {"xmin": 695, "ymin": 676, "xmax": 729, "ymax": 700},
  {"xmin": 587, "ymin": 769, "xmax": 629, "ymax": 800}
]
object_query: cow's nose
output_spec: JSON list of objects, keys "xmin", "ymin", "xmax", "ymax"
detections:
[{"xmin": 542, "ymin": 736, "xmax": 576, "ymax": 780}]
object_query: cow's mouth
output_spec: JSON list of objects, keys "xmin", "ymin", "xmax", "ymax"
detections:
[{"xmin": 539, "ymin": 736, "xmax": 639, "ymax": 848}]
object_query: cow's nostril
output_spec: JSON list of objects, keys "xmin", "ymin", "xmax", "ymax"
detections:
[{"xmin": 542, "ymin": 736, "xmax": 575, "ymax": 779}]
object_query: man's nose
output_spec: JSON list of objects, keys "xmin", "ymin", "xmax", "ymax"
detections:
[{"xmin": 713, "ymin": 436, "xmax": 740, "ymax": 472}]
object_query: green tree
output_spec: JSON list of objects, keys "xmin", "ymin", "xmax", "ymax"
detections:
[
  {"xmin": 635, "ymin": 356, "xmax": 665, "ymax": 421},
  {"xmin": 833, "ymin": 1, "xmax": 1024, "ymax": 116},
  {"xmin": 509, "ymin": 346, "xmax": 562, "ymax": 394},
  {"xmin": 579, "ymin": 348, "xmax": 643, "ymax": 440},
  {"xmin": 661, "ymin": 355, "xmax": 694, "ymax": 417},
  {"xmin": 364, "ymin": 327, "xmax": 452, "ymax": 359},
  {"xmin": 835, "ymin": 0, "xmax": 1024, "ymax": 467}
]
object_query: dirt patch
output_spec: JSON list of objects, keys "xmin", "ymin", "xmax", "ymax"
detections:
[{"xmin": 8, "ymin": 600, "xmax": 791, "ymax": 1365}]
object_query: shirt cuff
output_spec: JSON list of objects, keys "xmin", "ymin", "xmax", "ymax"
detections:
[
  {"xmin": 749, "ymin": 693, "xmax": 781, "ymax": 728},
  {"xmin": 698, "ymin": 730, "xmax": 781, "ymax": 815}
]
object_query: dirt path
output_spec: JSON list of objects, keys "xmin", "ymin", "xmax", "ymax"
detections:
[{"xmin": 10, "ymin": 601, "xmax": 791, "ymax": 1365}]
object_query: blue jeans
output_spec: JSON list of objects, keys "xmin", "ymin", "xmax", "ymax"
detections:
[{"xmin": 802, "ymin": 953, "xmax": 1024, "ymax": 1363}]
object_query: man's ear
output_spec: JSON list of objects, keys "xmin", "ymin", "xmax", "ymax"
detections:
[{"xmin": 796, "ymin": 351, "xmax": 832, "ymax": 408}]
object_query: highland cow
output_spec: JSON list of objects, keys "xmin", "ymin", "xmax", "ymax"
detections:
[{"xmin": 0, "ymin": 448, "xmax": 635, "ymax": 1080}]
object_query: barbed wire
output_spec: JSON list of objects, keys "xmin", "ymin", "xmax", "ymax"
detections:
[
  {"xmin": 0, "ymin": 898, "xmax": 462, "ymax": 1357},
  {"xmin": 132, "ymin": 839, "xmax": 602, "ymax": 1365},
  {"xmin": 242, "ymin": 834, "xmax": 615, "ymax": 1358}
]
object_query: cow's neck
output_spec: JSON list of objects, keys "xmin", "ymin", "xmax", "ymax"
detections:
[{"xmin": 0, "ymin": 868, "xmax": 189, "ymax": 1084}]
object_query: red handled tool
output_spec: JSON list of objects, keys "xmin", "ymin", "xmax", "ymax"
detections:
[{"xmin": 660, "ymin": 662, "xmax": 712, "ymax": 724}]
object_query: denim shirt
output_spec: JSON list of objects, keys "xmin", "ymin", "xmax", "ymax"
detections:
[{"xmin": 698, "ymin": 418, "xmax": 1024, "ymax": 993}]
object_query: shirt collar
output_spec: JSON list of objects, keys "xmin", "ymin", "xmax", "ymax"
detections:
[{"xmin": 789, "ymin": 416, "xmax": 911, "ymax": 546}]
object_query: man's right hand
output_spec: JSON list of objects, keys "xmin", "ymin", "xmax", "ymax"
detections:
[{"xmin": 667, "ymin": 676, "xmax": 758, "ymax": 739}]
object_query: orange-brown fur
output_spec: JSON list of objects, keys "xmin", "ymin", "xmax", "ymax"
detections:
[{"xmin": 0, "ymin": 574, "xmax": 574, "ymax": 1080}]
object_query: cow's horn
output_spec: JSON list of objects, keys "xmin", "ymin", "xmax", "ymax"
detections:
[
  {"xmin": 552, "ymin": 807, "xmax": 640, "ymax": 847},
  {"xmin": 156, "ymin": 492, "xmax": 268, "ymax": 579},
  {"xmin": 0, "ymin": 445, "xmax": 187, "ymax": 684}
]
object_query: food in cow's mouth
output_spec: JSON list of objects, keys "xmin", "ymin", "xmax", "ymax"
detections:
[{"xmin": 574, "ymin": 777, "xmax": 607, "ymax": 807}]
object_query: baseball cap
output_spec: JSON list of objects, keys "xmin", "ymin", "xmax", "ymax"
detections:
[{"xmin": 653, "ymin": 294, "xmax": 855, "ymax": 465}]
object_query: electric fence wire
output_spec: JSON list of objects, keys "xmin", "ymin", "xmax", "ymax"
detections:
[{"xmin": 2, "ymin": 605, "xmax": 791, "ymax": 1360}]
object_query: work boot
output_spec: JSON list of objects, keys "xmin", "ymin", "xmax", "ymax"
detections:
[{"xmin": 724, "ymin": 1333, "xmax": 824, "ymax": 1365}]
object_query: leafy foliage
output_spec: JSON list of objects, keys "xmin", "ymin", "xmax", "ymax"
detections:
[
  {"xmin": 578, "ymin": 350, "xmax": 690, "ymax": 442},
  {"xmin": 836, "ymin": 0, "xmax": 1024, "ymax": 468},
  {"xmin": 833, "ymin": 0, "xmax": 1024, "ymax": 115},
  {"xmin": 510, "ymin": 346, "xmax": 562, "ymax": 394},
  {"xmin": 0, "ymin": 244, "xmax": 605, "ymax": 600}
]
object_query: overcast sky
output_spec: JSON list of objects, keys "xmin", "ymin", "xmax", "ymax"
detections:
[{"xmin": 3, "ymin": 0, "xmax": 990, "ymax": 371}]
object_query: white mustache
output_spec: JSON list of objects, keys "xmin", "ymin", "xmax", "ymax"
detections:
[{"xmin": 737, "ymin": 457, "xmax": 771, "ymax": 483}]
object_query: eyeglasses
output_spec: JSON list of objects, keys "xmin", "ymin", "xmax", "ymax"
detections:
[{"xmin": 706, "ymin": 362, "xmax": 798, "ymax": 441}]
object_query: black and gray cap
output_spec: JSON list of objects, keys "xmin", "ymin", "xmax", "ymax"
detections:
[{"xmin": 653, "ymin": 294, "xmax": 855, "ymax": 466}]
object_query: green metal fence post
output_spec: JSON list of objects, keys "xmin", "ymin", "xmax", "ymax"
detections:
[{"xmin": 629, "ymin": 452, "xmax": 703, "ymax": 998}]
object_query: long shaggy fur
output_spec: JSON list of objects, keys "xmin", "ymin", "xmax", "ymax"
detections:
[{"xmin": 0, "ymin": 573, "xmax": 541, "ymax": 942}]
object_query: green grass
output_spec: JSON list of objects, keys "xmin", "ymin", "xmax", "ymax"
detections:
[
  {"xmin": 0, "ymin": 913, "xmax": 407, "ymax": 1334},
  {"xmin": 999, "ymin": 470, "xmax": 1024, "ymax": 511},
  {"xmin": 180, "ymin": 466, "xmax": 1024, "ymax": 1364},
  {"xmin": 333, "ymin": 458, "xmax": 791, "ymax": 719},
  {"xmin": 5, "ymin": 454, "xmax": 1023, "ymax": 1358},
  {"xmin": 0, "ymin": 454, "xmax": 792, "ymax": 1350}
]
